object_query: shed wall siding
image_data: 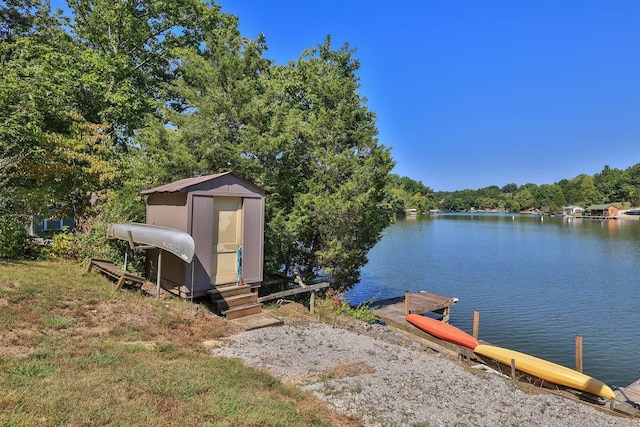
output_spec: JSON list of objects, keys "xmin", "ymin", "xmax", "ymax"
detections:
[
  {"xmin": 146, "ymin": 193, "xmax": 188, "ymax": 232},
  {"xmin": 147, "ymin": 249, "xmax": 186, "ymax": 293},
  {"xmin": 241, "ymin": 197, "xmax": 264, "ymax": 283},
  {"xmin": 190, "ymin": 195, "xmax": 214, "ymax": 294}
]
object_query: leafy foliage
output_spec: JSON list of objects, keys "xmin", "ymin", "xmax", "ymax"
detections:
[
  {"xmin": 0, "ymin": 1, "xmax": 394, "ymax": 287},
  {"xmin": 0, "ymin": 4, "xmax": 119, "ymax": 218},
  {"xmin": 6, "ymin": 0, "xmax": 634, "ymax": 287},
  {"xmin": 159, "ymin": 34, "xmax": 394, "ymax": 285},
  {"xmin": 385, "ymin": 174, "xmax": 435, "ymax": 214},
  {"xmin": 0, "ymin": 215, "xmax": 33, "ymax": 259}
]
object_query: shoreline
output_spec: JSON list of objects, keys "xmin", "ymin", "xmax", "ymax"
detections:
[{"xmin": 214, "ymin": 309, "xmax": 640, "ymax": 426}]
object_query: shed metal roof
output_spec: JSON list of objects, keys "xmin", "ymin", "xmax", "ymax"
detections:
[{"xmin": 140, "ymin": 172, "xmax": 266, "ymax": 195}]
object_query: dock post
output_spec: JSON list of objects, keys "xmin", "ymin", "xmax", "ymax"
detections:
[
  {"xmin": 404, "ymin": 291, "xmax": 409, "ymax": 315},
  {"xmin": 310, "ymin": 290, "xmax": 316, "ymax": 315},
  {"xmin": 510, "ymin": 359, "xmax": 516, "ymax": 379},
  {"xmin": 473, "ymin": 310, "xmax": 480, "ymax": 340},
  {"xmin": 156, "ymin": 251, "xmax": 162, "ymax": 300},
  {"xmin": 575, "ymin": 335, "xmax": 583, "ymax": 373},
  {"xmin": 442, "ymin": 306, "xmax": 450, "ymax": 323}
]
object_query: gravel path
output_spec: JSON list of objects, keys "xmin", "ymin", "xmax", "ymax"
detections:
[{"xmin": 213, "ymin": 321, "xmax": 639, "ymax": 426}]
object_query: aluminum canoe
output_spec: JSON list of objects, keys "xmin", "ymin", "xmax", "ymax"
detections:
[{"xmin": 107, "ymin": 223, "xmax": 195, "ymax": 263}]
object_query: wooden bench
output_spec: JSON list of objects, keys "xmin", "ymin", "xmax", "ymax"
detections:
[{"xmin": 87, "ymin": 258, "xmax": 150, "ymax": 291}]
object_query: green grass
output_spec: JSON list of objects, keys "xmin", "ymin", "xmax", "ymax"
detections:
[{"xmin": 0, "ymin": 260, "xmax": 359, "ymax": 427}]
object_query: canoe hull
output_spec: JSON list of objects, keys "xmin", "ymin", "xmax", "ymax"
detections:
[
  {"xmin": 406, "ymin": 314, "xmax": 479, "ymax": 350},
  {"xmin": 107, "ymin": 223, "xmax": 195, "ymax": 263},
  {"xmin": 474, "ymin": 344, "xmax": 615, "ymax": 399}
]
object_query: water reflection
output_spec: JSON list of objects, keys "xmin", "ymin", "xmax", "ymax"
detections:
[{"xmin": 349, "ymin": 214, "xmax": 640, "ymax": 386}]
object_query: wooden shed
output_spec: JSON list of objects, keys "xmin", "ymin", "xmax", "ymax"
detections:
[{"xmin": 141, "ymin": 173, "xmax": 265, "ymax": 299}]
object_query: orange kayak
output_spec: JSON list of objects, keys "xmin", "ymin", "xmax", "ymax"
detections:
[{"xmin": 406, "ymin": 314, "xmax": 479, "ymax": 350}]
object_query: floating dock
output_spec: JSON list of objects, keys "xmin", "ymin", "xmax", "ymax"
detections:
[{"xmin": 373, "ymin": 291, "xmax": 458, "ymax": 325}]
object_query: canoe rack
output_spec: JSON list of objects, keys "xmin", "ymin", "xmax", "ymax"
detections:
[{"xmin": 87, "ymin": 258, "xmax": 152, "ymax": 291}]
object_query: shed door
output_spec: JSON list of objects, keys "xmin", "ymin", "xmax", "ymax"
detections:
[{"xmin": 212, "ymin": 197, "xmax": 242, "ymax": 285}]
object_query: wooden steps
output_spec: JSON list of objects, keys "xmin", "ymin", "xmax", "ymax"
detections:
[
  {"xmin": 229, "ymin": 312, "xmax": 284, "ymax": 330},
  {"xmin": 208, "ymin": 284, "xmax": 263, "ymax": 320}
]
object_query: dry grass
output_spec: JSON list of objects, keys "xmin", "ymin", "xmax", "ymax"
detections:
[
  {"xmin": 0, "ymin": 260, "xmax": 361, "ymax": 427},
  {"xmin": 325, "ymin": 362, "xmax": 377, "ymax": 380}
]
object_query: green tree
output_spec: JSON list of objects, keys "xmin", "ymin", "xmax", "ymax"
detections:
[
  {"xmin": 534, "ymin": 184, "xmax": 566, "ymax": 213},
  {"xmin": 259, "ymin": 38, "xmax": 394, "ymax": 285},
  {"xmin": 501, "ymin": 183, "xmax": 518, "ymax": 194},
  {"xmin": 626, "ymin": 163, "xmax": 640, "ymax": 206},
  {"xmin": 67, "ymin": 0, "xmax": 224, "ymax": 145},
  {"xmin": 514, "ymin": 187, "xmax": 535, "ymax": 210},
  {"xmin": 385, "ymin": 174, "xmax": 434, "ymax": 213},
  {"xmin": 0, "ymin": 3, "xmax": 116, "ymax": 218},
  {"xmin": 594, "ymin": 165, "xmax": 629, "ymax": 203},
  {"xmin": 154, "ymin": 33, "xmax": 394, "ymax": 286},
  {"xmin": 1, "ymin": 0, "xmax": 39, "ymax": 42},
  {"xmin": 578, "ymin": 175, "xmax": 605, "ymax": 206}
]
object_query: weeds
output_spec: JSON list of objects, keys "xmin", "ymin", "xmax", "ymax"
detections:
[
  {"xmin": 44, "ymin": 315, "xmax": 75, "ymax": 329},
  {"xmin": 0, "ymin": 260, "xmax": 356, "ymax": 427},
  {"xmin": 315, "ymin": 288, "xmax": 379, "ymax": 324},
  {"xmin": 8, "ymin": 360, "xmax": 55, "ymax": 378},
  {"xmin": 540, "ymin": 400, "xmax": 551, "ymax": 414}
]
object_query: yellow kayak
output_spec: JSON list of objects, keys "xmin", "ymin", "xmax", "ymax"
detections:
[{"xmin": 474, "ymin": 344, "xmax": 615, "ymax": 400}]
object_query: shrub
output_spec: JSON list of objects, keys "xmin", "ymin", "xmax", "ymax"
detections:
[
  {"xmin": 316, "ymin": 288, "xmax": 379, "ymax": 324},
  {"xmin": 347, "ymin": 303, "xmax": 378, "ymax": 324},
  {"xmin": 0, "ymin": 215, "xmax": 34, "ymax": 259},
  {"xmin": 50, "ymin": 228, "xmax": 74, "ymax": 258}
]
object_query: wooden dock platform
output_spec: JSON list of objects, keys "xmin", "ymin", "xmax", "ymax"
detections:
[
  {"xmin": 613, "ymin": 378, "xmax": 640, "ymax": 416},
  {"xmin": 372, "ymin": 291, "xmax": 468, "ymax": 356},
  {"xmin": 373, "ymin": 291, "xmax": 458, "ymax": 326},
  {"xmin": 576, "ymin": 215, "xmax": 617, "ymax": 220}
]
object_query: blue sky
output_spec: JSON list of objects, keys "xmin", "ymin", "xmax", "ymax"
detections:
[
  {"xmin": 222, "ymin": 0, "xmax": 639, "ymax": 191},
  {"xmin": 50, "ymin": 1, "xmax": 639, "ymax": 191}
]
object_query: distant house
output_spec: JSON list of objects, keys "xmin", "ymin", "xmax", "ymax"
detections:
[
  {"xmin": 30, "ymin": 216, "xmax": 75, "ymax": 237},
  {"xmin": 583, "ymin": 204, "xmax": 620, "ymax": 218},
  {"xmin": 561, "ymin": 206, "xmax": 584, "ymax": 216}
]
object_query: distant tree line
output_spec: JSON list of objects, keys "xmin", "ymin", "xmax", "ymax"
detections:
[{"xmin": 387, "ymin": 163, "xmax": 640, "ymax": 215}]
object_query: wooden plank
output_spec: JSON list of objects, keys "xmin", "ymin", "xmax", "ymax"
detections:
[
  {"xmin": 89, "ymin": 259, "xmax": 147, "ymax": 289},
  {"xmin": 374, "ymin": 292, "xmax": 459, "ymax": 352},
  {"xmin": 617, "ymin": 379, "xmax": 640, "ymax": 406},
  {"xmin": 115, "ymin": 274, "xmax": 126, "ymax": 291},
  {"xmin": 229, "ymin": 313, "xmax": 284, "ymax": 331},
  {"xmin": 374, "ymin": 292, "xmax": 457, "ymax": 320},
  {"xmin": 257, "ymin": 282, "xmax": 330, "ymax": 302}
]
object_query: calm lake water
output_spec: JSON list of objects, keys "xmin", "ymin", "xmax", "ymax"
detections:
[{"xmin": 346, "ymin": 213, "xmax": 640, "ymax": 387}]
